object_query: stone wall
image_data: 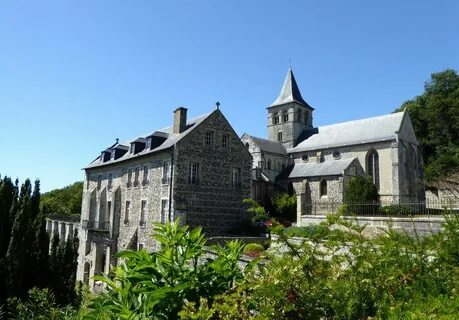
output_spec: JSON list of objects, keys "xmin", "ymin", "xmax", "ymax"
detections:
[{"xmin": 300, "ymin": 215, "xmax": 444, "ymax": 237}]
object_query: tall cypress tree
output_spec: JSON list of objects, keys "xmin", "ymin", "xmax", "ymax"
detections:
[
  {"xmin": 6, "ymin": 179, "xmax": 32, "ymax": 298},
  {"xmin": 0, "ymin": 177, "xmax": 16, "ymax": 257}
]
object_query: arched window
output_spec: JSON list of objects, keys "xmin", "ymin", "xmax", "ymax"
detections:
[
  {"xmin": 366, "ymin": 149, "xmax": 380, "ymax": 190},
  {"xmin": 320, "ymin": 179, "xmax": 327, "ymax": 197},
  {"xmin": 282, "ymin": 110, "xmax": 288, "ymax": 122},
  {"xmin": 267, "ymin": 158, "xmax": 271, "ymax": 170},
  {"xmin": 273, "ymin": 113, "xmax": 279, "ymax": 124}
]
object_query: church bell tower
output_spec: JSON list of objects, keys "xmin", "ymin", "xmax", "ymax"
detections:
[{"xmin": 267, "ymin": 68, "xmax": 314, "ymax": 148}]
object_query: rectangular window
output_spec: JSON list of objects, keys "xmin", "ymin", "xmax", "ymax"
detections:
[
  {"xmin": 188, "ymin": 162, "xmax": 200, "ymax": 184},
  {"xmin": 162, "ymin": 161, "xmax": 171, "ymax": 184},
  {"xmin": 143, "ymin": 166, "xmax": 149, "ymax": 185},
  {"xmin": 160, "ymin": 199, "xmax": 168, "ymax": 224},
  {"xmin": 232, "ymin": 168, "xmax": 241, "ymax": 189},
  {"xmin": 108, "ymin": 173, "xmax": 113, "ymax": 190},
  {"xmin": 127, "ymin": 169, "xmax": 132, "ymax": 187},
  {"xmin": 221, "ymin": 134, "xmax": 229, "ymax": 148},
  {"xmin": 204, "ymin": 131, "xmax": 213, "ymax": 146},
  {"xmin": 277, "ymin": 132, "xmax": 283, "ymax": 142},
  {"xmin": 97, "ymin": 175, "xmax": 102, "ymax": 190},
  {"xmin": 140, "ymin": 200, "xmax": 147, "ymax": 227},
  {"xmin": 273, "ymin": 114, "xmax": 279, "ymax": 124},
  {"xmin": 134, "ymin": 168, "xmax": 140, "ymax": 186},
  {"xmin": 124, "ymin": 201, "xmax": 130, "ymax": 224},
  {"xmin": 137, "ymin": 243, "xmax": 144, "ymax": 251}
]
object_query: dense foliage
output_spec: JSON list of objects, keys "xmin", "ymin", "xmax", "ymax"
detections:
[
  {"xmin": 344, "ymin": 176, "xmax": 379, "ymax": 204},
  {"xmin": 271, "ymin": 193, "xmax": 297, "ymax": 221},
  {"xmin": 0, "ymin": 175, "xmax": 79, "ymax": 311},
  {"xmin": 395, "ymin": 69, "xmax": 459, "ymax": 182},
  {"xmin": 41, "ymin": 181, "xmax": 83, "ymax": 216}
]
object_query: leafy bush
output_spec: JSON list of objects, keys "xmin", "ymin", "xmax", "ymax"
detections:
[
  {"xmin": 85, "ymin": 219, "xmax": 246, "ymax": 319},
  {"xmin": 282, "ymin": 224, "xmax": 328, "ymax": 239},
  {"xmin": 271, "ymin": 193, "xmax": 297, "ymax": 221},
  {"xmin": 344, "ymin": 176, "xmax": 379, "ymax": 204},
  {"xmin": 242, "ymin": 243, "xmax": 264, "ymax": 257},
  {"xmin": 243, "ymin": 198, "xmax": 268, "ymax": 222}
]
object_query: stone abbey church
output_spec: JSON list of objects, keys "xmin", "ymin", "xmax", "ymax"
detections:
[{"xmin": 76, "ymin": 69, "xmax": 424, "ymax": 286}]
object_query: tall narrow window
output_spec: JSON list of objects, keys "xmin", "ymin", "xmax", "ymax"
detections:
[
  {"xmin": 320, "ymin": 180, "xmax": 327, "ymax": 197},
  {"xmin": 127, "ymin": 169, "xmax": 132, "ymax": 187},
  {"xmin": 297, "ymin": 109, "xmax": 302, "ymax": 123},
  {"xmin": 124, "ymin": 201, "xmax": 130, "ymax": 224},
  {"xmin": 162, "ymin": 161, "xmax": 170, "ymax": 184},
  {"xmin": 282, "ymin": 111, "xmax": 288, "ymax": 122},
  {"xmin": 267, "ymin": 158, "xmax": 271, "ymax": 170},
  {"xmin": 143, "ymin": 166, "xmax": 149, "ymax": 185},
  {"xmin": 273, "ymin": 113, "xmax": 279, "ymax": 124},
  {"xmin": 108, "ymin": 173, "xmax": 113, "ymax": 190},
  {"xmin": 134, "ymin": 168, "xmax": 140, "ymax": 186},
  {"xmin": 86, "ymin": 172, "xmax": 90, "ymax": 189},
  {"xmin": 205, "ymin": 131, "xmax": 214, "ymax": 146},
  {"xmin": 304, "ymin": 112, "xmax": 309, "ymax": 125},
  {"xmin": 188, "ymin": 162, "xmax": 200, "ymax": 184},
  {"xmin": 140, "ymin": 200, "xmax": 147, "ymax": 227},
  {"xmin": 160, "ymin": 199, "xmax": 168, "ymax": 224},
  {"xmin": 367, "ymin": 149, "xmax": 380, "ymax": 190},
  {"xmin": 97, "ymin": 175, "xmax": 102, "ymax": 190},
  {"xmin": 221, "ymin": 134, "xmax": 229, "ymax": 148},
  {"xmin": 277, "ymin": 132, "xmax": 283, "ymax": 142},
  {"xmin": 107, "ymin": 201, "xmax": 112, "ymax": 226},
  {"xmin": 232, "ymin": 168, "xmax": 241, "ymax": 189}
]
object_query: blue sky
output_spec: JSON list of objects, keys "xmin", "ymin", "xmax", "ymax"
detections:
[{"xmin": 0, "ymin": 0, "xmax": 458, "ymax": 192}]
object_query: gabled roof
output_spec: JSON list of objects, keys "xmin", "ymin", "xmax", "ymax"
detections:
[
  {"xmin": 85, "ymin": 111, "xmax": 213, "ymax": 169},
  {"xmin": 270, "ymin": 68, "xmax": 313, "ymax": 109},
  {"xmin": 244, "ymin": 134, "xmax": 287, "ymax": 155},
  {"xmin": 289, "ymin": 112, "xmax": 405, "ymax": 153},
  {"xmin": 289, "ymin": 158, "xmax": 356, "ymax": 178}
]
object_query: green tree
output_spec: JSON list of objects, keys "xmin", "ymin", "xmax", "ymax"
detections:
[
  {"xmin": 271, "ymin": 193, "xmax": 297, "ymax": 221},
  {"xmin": 395, "ymin": 69, "xmax": 459, "ymax": 181},
  {"xmin": 344, "ymin": 176, "xmax": 379, "ymax": 203},
  {"xmin": 40, "ymin": 182, "xmax": 83, "ymax": 216}
]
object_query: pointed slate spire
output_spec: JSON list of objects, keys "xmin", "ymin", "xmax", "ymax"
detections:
[{"xmin": 270, "ymin": 68, "xmax": 313, "ymax": 109}]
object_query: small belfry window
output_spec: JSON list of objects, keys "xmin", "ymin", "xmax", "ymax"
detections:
[
  {"xmin": 282, "ymin": 111, "xmax": 288, "ymax": 122},
  {"xmin": 277, "ymin": 132, "xmax": 283, "ymax": 142},
  {"xmin": 232, "ymin": 168, "xmax": 241, "ymax": 189},
  {"xmin": 273, "ymin": 113, "xmax": 279, "ymax": 124},
  {"xmin": 304, "ymin": 112, "xmax": 309, "ymax": 125},
  {"xmin": 204, "ymin": 131, "xmax": 213, "ymax": 146},
  {"xmin": 222, "ymin": 134, "xmax": 229, "ymax": 148},
  {"xmin": 320, "ymin": 180, "xmax": 327, "ymax": 197},
  {"xmin": 188, "ymin": 162, "xmax": 200, "ymax": 184}
]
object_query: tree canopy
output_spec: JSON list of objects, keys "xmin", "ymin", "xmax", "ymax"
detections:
[
  {"xmin": 395, "ymin": 69, "xmax": 459, "ymax": 182},
  {"xmin": 40, "ymin": 182, "xmax": 83, "ymax": 216}
]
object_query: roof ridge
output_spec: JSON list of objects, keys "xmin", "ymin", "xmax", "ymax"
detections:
[{"xmin": 317, "ymin": 111, "xmax": 404, "ymax": 129}]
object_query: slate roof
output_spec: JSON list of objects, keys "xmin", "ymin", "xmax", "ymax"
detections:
[
  {"xmin": 245, "ymin": 134, "xmax": 287, "ymax": 155},
  {"xmin": 270, "ymin": 68, "xmax": 313, "ymax": 110},
  {"xmin": 289, "ymin": 112, "xmax": 405, "ymax": 153},
  {"xmin": 85, "ymin": 111, "xmax": 213, "ymax": 169},
  {"xmin": 289, "ymin": 158, "xmax": 356, "ymax": 178},
  {"xmin": 251, "ymin": 169, "xmax": 271, "ymax": 182}
]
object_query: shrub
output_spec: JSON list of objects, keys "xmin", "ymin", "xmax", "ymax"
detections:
[
  {"xmin": 243, "ymin": 198, "xmax": 268, "ymax": 222},
  {"xmin": 283, "ymin": 224, "xmax": 328, "ymax": 239},
  {"xmin": 344, "ymin": 176, "xmax": 379, "ymax": 204},
  {"xmin": 271, "ymin": 193, "xmax": 297, "ymax": 221},
  {"xmin": 242, "ymin": 243, "xmax": 264, "ymax": 257}
]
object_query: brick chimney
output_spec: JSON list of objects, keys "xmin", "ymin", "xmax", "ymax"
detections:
[{"xmin": 173, "ymin": 107, "xmax": 187, "ymax": 134}]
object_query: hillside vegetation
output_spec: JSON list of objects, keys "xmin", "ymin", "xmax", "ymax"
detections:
[
  {"xmin": 40, "ymin": 182, "xmax": 83, "ymax": 217},
  {"xmin": 395, "ymin": 69, "xmax": 459, "ymax": 182}
]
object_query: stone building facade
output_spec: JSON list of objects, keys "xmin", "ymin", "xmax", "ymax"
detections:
[
  {"xmin": 76, "ymin": 107, "xmax": 252, "ymax": 289},
  {"xmin": 244, "ymin": 68, "xmax": 425, "ymax": 221}
]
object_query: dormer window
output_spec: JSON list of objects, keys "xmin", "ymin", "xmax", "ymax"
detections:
[
  {"xmin": 130, "ymin": 139, "xmax": 147, "ymax": 154},
  {"xmin": 101, "ymin": 150, "xmax": 111, "ymax": 163},
  {"xmin": 147, "ymin": 131, "xmax": 168, "ymax": 150}
]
